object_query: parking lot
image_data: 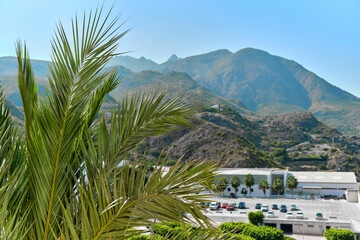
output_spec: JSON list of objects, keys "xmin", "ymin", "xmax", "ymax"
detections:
[{"xmin": 205, "ymin": 196, "xmax": 360, "ymax": 222}]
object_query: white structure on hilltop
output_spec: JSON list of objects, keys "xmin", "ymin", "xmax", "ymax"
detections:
[{"xmin": 217, "ymin": 168, "xmax": 357, "ymax": 199}]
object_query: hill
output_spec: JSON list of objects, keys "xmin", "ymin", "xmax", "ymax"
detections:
[
  {"xmin": 2, "ymin": 48, "xmax": 360, "ymax": 135},
  {"xmin": 156, "ymin": 48, "xmax": 360, "ymax": 134},
  {"xmin": 102, "ymin": 49, "xmax": 360, "ymax": 135},
  {"xmin": 111, "ymin": 69, "xmax": 251, "ymax": 114},
  {"xmin": 107, "ymin": 55, "xmax": 158, "ymax": 72},
  {"xmin": 140, "ymin": 109, "xmax": 360, "ymax": 179}
]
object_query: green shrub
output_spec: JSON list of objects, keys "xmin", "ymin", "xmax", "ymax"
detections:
[
  {"xmin": 219, "ymin": 221, "xmax": 284, "ymax": 240},
  {"xmin": 225, "ymin": 233, "xmax": 255, "ymax": 240},
  {"xmin": 242, "ymin": 225, "xmax": 284, "ymax": 240},
  {"xmin": 153, "ymin": 222, "xmax": 198, "ymax": 238},
  {"xmin": 248, "ymin": 212, "xmax": 264, "ymax": 225},
  {"xmin": 324, "ymin": 228, "xmax": 354, "ymax": 240},
  {"xmin": 219, "ymin": 222, "xmax": 247, "ymax": 234},
  {"xmin": 284, "ymin": 236, "xmax": 296, "ymax": 240}
]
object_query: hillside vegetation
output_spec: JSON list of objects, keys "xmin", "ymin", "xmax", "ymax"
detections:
[{"xmin": 139, "ymin": 107, "xmax": 360, "ymax": 179}]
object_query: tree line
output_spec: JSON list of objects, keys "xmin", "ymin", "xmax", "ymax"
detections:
[{"xmin": 218, "ymin": 173, "xmax": 299, "ymax": 198}]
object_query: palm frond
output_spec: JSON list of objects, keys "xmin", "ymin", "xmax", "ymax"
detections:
[
  {"xmin": 15, "ymin": 8, "xmax": 128, "ymax": 239},
  {"xmin": 82, "ymin": 91, "xmax": 193, "ymax": 181},
  {"xmin": 60, "ymin": 153, "xmax": 218, "ymax": 240}
]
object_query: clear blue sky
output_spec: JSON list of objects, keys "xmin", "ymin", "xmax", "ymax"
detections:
[{"xmin": 1, "ymin": 0, "xmax": 360, "ymax": 96}]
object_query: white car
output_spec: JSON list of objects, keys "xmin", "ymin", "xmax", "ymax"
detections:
[
  {"xmin": 209, "ymin": 202, "xmax": 219, "ymax": 210},
  {"xmin": 286, "ymin": 212, "xmax": 294, "ymax": 219},
  {"xmin": 296, "ymin": 211, "xmax": 304, "ymax": 219},
  {"xmin": 266, "ymin": 211, "xmax": 275, "ymax": 218},
  {"xmin": 261, "ymin": 204, "xmax": 269, "ymax": 212}
]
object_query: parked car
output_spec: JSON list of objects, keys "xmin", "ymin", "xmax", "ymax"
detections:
[
  {"xmin": 272, "ymin": 204, "xmax": 278, "ymax": 210},
  {"xmin": 286, "ymin": 212, "xmax": 294, "ymax": 219},
  {"xmin": 226, "ymin": 205, "xmax": 234, "ymax": 211},
  {"xmin": 316, "ymin": 213, "xmax": 323, "ymax": 220},
  {"xmin": 221, "ymin": 203, "xmax": 228, "ymax": 209},
  {"xmin": 238, "ymin": 202, "xmax": 246, "ymax": 209},
  {"xmin": 209, "ymin": 202, "xmax": 219, "ymax": 210},
  {"xmin": 290, "ymin": 205, "xmax": 297, "ymax": 211},
  {"xmin": 205, "ymin": 202, "xmax": 210, "ymax": 207},
  {"xmin": 255, "ymin": 203, "xmax": 262, "ymax": 209},
  {"xmin": 261, "ymin": 204, "xmax": 269, "ymax": 212},
  {"xmin": 229, "ymin": 193, "xmax": 235, "ymax": 198},
  {"xmin": 280, "ymin": 205, "xmax": 287, "ymax": 212},
  {"xmin": 266, "ymin": 211, "xmax": 275, "ymax": 218},
  {"xmin": 297, "ymin": 211, "xmax": 304, "ymax": 219},
  {"xmin": 231, "ymin": 203, "xmax": 237, "ymax": 208}
]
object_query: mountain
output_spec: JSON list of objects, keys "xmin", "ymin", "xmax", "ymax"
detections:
[
  {"xmin": 0, "ymin": 56, "xmax": 50, "ymax": 78},
  {"xmin": 107, "ymin": 55, "xmax": 158, "ymax": 72},
  {"xmin": 140, "ymin": 109, "xmax": 360, "ymax": 179},
  {"xmin": 166, "ymin": 54, "xmax": 180, "ymax": 62},
  {"xmin": 156, "ymin": 48, "xmax": 360, "ymax": 135},
  {"xmin": 110, "ymin": 68, "xmax": 251, "ymax": 114},
  {"xmin": 2, "ymin": 47, "xmax": 360, "ymax": 135},
  {"xmin": 0, "ymin": 56, "xmax": 250, "ymax": 120}
]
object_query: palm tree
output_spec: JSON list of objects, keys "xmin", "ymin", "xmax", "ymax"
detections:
[
  {"xmin": 272, "ymin": 178, "xmax": 284, "ymax": 198},
  {"xmin": 286, "ymin": 175, "xmax": 299, "ymax": 199},
  {"xmin": 245, "ymin": 173, "xmax": 255, "ymax": 197},
  {"xmin": 218, "ymin": 177, "xmax": 228, "ymax": 194},
  {"xmin": 0, "ymin": 8, "xmax": 220, "ymax": 239},
  {"xmin": 258, "ymin": 179, "xmax": 270, "ymax": 197},
  {"xmin": 230, "ymin": 175, "xmax": 241, "ymax": 197}
]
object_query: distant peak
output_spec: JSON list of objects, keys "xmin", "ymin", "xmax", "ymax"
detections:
[
  {"xmin": 167, "ymin": 54, "xmax": 180, "ymax": 62},
  {"xmin": 235, "ymin": 47, "xmax": 269, "ymax": 55}
]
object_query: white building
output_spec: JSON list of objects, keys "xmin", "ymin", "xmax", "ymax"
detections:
[{"xmin": 217, "ymin": 168, "xmax": 358, "ymax": 199}]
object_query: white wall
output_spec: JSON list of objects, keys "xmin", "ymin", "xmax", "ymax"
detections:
[{"xmin": 264, "ymin": 219, "xmax": 352, "ymax": 235}]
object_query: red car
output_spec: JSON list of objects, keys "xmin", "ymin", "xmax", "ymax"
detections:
[
  {"xmin": 221, "ymin": 203, "xmax": 228, "ymax": 209},
  {"xmin": 226, "ymin": 205, "xmax": 234, "ymax": 211}
]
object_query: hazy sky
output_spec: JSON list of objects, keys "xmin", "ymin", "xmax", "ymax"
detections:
[{"xmin": 1, "ymin": 0, "xmax": 360, "ymax": 96}]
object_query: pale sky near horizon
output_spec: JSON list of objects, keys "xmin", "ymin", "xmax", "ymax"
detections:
[{"xmin": 1, "ymin": 0, "xmax": 360, "ymax": 97}]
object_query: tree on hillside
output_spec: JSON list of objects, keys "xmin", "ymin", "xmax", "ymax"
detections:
[
  {"xmin": 272, "ymin": 178, "xmax": 284, "ymax": 198},
  {"xmin": 286, "ymin": 175, "xmax": 299, "ymax": 199},
  {"xmin": 245, "ymin": 173, "xmax": 255, "ymax": 197},
  {"xmin": 0, "ymin": 8, "xmax": 220, "ymax": 239},
  {"xmin": 230, "ymin": 175, "xmax": 241, "ymax": 196},
  {"xmin": 258, "ymin": 179, "xmax": 270, "ymax": 197}
]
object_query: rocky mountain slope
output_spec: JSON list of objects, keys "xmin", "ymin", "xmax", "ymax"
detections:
[
  {"xmin": 98, "ymin": 48, "xmax": 360, "ymax": 135},
  {"xmin": 140, "ymin": 108, "xmax": 360, "ymax": 179},
  {"xmin": 111, "ymin": 68, "xmax": 250, "ymax": 114},
  {"xmin": 2, "ymin": 48, "xmax": 360, "ymax": 134},
  {"xmin": 0, "ymin": 58, "xmax": 250, "ymax": 116}
]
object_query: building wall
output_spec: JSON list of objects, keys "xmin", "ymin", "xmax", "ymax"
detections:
[
  {"xmin": 264, "ymin": 219, "xmax": 352, "ymax": 235},
  {"xmin": 218, "ymin": 174, "xmax": 269, "ymax": 197},
  {"xmin": 287, "ymin": 183, "xmax": 357, "ymax": 198},
  {"xmin": 217, "ymin": 170, "xmax": 357, "ymax": 198}
]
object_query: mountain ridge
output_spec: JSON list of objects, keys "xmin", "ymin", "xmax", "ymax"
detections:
[{"xmin": 1, "ymin": 47, "xmax": 360, "ymax": 134}]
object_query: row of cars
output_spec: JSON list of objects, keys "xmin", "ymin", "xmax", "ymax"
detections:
[
  {"xmin": 256, "ymin": 203, "xmax": 304, "ymax": 219},
  {"xmin": 209, "ymin": 202, "xmax": 324, "ymax": 220},
  {"xmin": 256, "ymin": 203, "xmax": 324, "ymax": 220},
  {"xmin": 209, "ymin": 202, "xmax": 246, "ymax": 211}
]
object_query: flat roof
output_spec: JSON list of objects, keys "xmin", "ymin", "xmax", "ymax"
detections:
[
  {"xmin": 216, "ymin": 168, "xmax": 357, "ymax": 184},
  {"xmin": 217, "ymin": 168, "xmax": 273, "ymax": 176},
  {"xmin": 289, "ymin": 171, "xmax": 357, "ymax": 184}
]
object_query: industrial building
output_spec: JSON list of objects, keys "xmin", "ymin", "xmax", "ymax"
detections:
[{"xmin": 217, "ymin": 168, "xmax": 358, "ymax": 199}]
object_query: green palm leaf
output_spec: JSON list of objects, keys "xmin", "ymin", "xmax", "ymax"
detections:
[{"xmin": 2, "ymin": 7, "xmax": 223, "ymax": 240}]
